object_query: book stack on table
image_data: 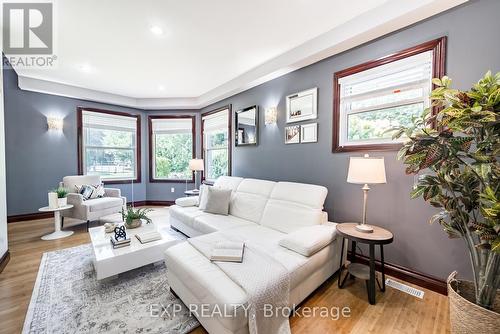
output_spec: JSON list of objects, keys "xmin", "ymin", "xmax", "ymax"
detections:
[
  {"xmin": 135, "ymin": 231, "xmax": 162, "ymax": 244},
  {"xmin": 110, "ymin": 236, "xmax": 131, "ymax": 249}
]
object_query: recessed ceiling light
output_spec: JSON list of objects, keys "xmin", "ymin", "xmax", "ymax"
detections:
[
  {"xmin": 158, "ymin": 85, "xmax": 165, "ymax": 91},
  {"xmin": 150, "ymin": 26, "xmax": 163, "ymax": 36}
]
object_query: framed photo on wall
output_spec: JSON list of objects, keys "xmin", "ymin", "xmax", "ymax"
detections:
[
  {"xmin": 286, "ymin": 87, "xmax": 318, "ymax": 123},
  {"xmin": 300, "ymin": 123, "xmax": 318, "ymax": 143},
  {"xmin": 285, "ymin": 125, "xmax": 300, "ymax": 144}
]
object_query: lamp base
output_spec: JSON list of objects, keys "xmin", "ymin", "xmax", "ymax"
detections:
[{"xmin": 355, "ymin": 224, "xmax": 374, "ymax": 233}]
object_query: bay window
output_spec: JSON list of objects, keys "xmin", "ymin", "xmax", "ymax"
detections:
[
  {"xmin": 202, "ymin": 106, "xmax": 231, "ymax": 183},
  {"xmin": 78, "ymin": 108, "xmax": 140, "ymax": 183},
  {"xmin": 149, "ymin": 115, "xmax": 195, "ymax": 182},
  {"xmin": 333, "ymin": 37, "xmax": 446, "ymax": 152}
]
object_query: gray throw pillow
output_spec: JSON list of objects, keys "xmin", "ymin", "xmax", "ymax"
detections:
[{"xmin": 204, "ymin": 187, "xmax": 232, "ymax": 215}]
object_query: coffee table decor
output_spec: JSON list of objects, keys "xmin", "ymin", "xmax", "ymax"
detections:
[{"xmin": 90, "ymin": 217, "xmax": 185, "ymax": 280}]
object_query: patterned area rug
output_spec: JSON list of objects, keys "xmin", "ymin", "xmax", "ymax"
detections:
[{"xmin": 23, "ymin": 244, "xmax": 200, "ymax": 334}]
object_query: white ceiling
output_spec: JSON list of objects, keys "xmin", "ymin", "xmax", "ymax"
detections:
[{"xmin": 12, "ymin": 0, "xmax": 467, "ymax": 109}]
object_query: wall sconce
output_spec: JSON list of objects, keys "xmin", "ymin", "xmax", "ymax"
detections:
[
  {"xmin": 47, "ymin": 117, "xmax": 63, "ymax": 130},
  {"xmin": 265, "ymin": 106, "xmax": 277, "ymax": 125}
]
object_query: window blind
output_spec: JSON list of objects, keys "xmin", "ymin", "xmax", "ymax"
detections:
[
  {"xmin": 82, "ymin": 110, "xmax": 137, "ymax": 131},
  {"xmin": 339, "ymin": 51, "xmax": 433, "ymax": 100},
  {"xmin": 203, "ymin": 109, "xmax": 228, "ymax": 132},
  {"xmin": 151, "ymin": 118, "xmax": 192, "ymax": 134}
]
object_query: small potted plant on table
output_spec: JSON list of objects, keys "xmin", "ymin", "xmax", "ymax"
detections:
[
  {"xmin": 121, "ymin": 206, "xmax": 153, "ymax": 229},
  {"xmin": 54, "ymin": 187, "xmax": 68, "ymax": 207},
  {"xmin": 393, "ymin": 72, "xmax": 499, "ymax": 333}
]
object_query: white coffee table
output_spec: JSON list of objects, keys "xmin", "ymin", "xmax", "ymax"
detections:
[
  {"xmin": 39, "ymin": 205, "xmax": 74, "ymax": 240},
  {"xmin": 89, "ymin": 220, "xmax": 185, "ymax": 280}
]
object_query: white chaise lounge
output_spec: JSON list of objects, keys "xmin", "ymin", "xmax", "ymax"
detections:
[{"xmin": 164, "ymin": 176, "xmax": 343, "ymax": 334}]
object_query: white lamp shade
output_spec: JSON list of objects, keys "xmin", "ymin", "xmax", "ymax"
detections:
[
  {"xmin": 189, "ymin": 159, "xmax": 204, "ymax": 171},
  {"xmin": 347, "ymin": 156, "xmax": 386, "ymax": 184}
]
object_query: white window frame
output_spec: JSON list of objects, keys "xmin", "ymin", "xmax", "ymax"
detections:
[
  {"xmin": 79, "ymin": 109, "xmax": 140, "ymax": 182},
  {"xmin": 202, "ymin": 107, "xmax": 231, "ymax": 183}
]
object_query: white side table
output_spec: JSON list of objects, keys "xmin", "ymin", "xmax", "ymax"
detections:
[{"xmin": 39, "ymin": 205, "xmax": 74, "ymax": 240}]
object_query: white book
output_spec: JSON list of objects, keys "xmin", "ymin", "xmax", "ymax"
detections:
[
  {"xmin": 210, "ymin": 241, "xmax": 245, "ymax": 263},
  {"xmin": 135, "ymin": 231, "xmax": 162, "ymax": 244}
]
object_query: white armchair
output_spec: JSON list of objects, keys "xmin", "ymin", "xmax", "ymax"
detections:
[{"xmin": 60, "ymin": 175, "xmax": 126, "ymax": 230}]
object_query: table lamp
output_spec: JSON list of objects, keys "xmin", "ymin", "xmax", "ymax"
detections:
[
  {"xmin": 347, "ymin": 154, "xmax": 386, "ymax": 233},
  {"xmin": 189, "ymin": 159, "xmax": 204, "ymax": 192}
]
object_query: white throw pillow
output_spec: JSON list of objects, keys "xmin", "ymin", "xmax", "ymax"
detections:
[
  {"xmin": 279, "ymin": 224, "xmax": 337, "ymax": 257},
  {"xmin": 198, "ymin": 185, "xmax": 209, "ymax": 210},
  {"xmin": 204, "ymin": 187, "xmax": 232, "ymax": 215},
  {"xmin": 175, "ymin": 196, "xmax": 199, "ymax": 207}
]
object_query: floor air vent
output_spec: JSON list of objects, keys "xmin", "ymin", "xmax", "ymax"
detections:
[{"xmin": 385, "ymin": 279, "xmax": 425, "ymax": 299}]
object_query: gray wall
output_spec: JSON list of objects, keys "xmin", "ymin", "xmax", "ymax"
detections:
[
  {"xmin": 2, "ymin": 67, "xmax": 149, "ymax": 215},
  {"xmin": 3, "ymin": 65, "xmax": 202, "ymax": 215},
  {"xmin": 200, "ymin": 0, "xmax": 500, "ymax": 280}
]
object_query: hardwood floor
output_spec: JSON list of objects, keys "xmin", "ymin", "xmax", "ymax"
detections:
[{"xmin": 0, "ymin": 208, "xmax": 450, "ymax": 334}]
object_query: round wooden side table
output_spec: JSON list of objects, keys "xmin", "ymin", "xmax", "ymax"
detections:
[{"xmin": 336, "ymin": 222, "xmax": 393, "ymax": 305}]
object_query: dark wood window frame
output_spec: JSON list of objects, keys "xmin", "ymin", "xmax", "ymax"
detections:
[
  {"xmin": 148, "ymin": 115, "xmax": 196, "ymax": 183},
  {"xmin": 332, "ymin": 36, "xmax": 446, "ymax": 153},
  {"xmin": 201, "ymin": 105, "xmax": 232, "ymax": 183},
  {"xmin": 77, "ymin": 107, "xmax": 142, "ymax": 184}
]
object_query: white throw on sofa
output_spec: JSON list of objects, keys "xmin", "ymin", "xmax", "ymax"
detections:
[{"xmin": 165, "ymin": 176, "xmax": 343, "ymax": 334}]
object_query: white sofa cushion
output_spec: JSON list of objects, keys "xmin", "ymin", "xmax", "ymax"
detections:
[
  {"xmin": 83, "ymin": 197, "xmax": 123, "ymax": 212},
  {"xmin": 279, "ymin": 224, "xmax": 337, "ymax": 256},
  {"xmin": 169, "ymin": 205, "xmax": 207, "ymax": 229},
  {"xmin": 175, "ymin": 196, "xmax": 198, "ymax": 207},
  {"xmin": 229, "ymin": 179, "xmax": 276, "ymax": 223},
  {"xmin": 259, "ymin": 181, "xmax": 327, "ymax": 233},
  {"xmin": 260, "ymin": 200, "xmax": 324, "ymax": 233},
  {"xmin": 193, "ymin": 214, "xmax": 254, "ymax": 235},
  {"xmin": 165, "ymin": 242, "xmax": 249, "ymax": 332},
  {"xmin": 213, "ymin": 176, "xmax": 244, "ymax": 191},
  {"xmin": 269, "ymin": 182, "xmax": 327, "ymax": 210}
]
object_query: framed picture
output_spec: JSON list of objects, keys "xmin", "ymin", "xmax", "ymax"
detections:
[
  {"xmin": 286, "ymin": 87, "xmax": 318, "ymax": 123},
  {"xmin": 300, "ymin": 123, "xmax": 318, "ymax": 143},
  {"xmin": 285, "ymin": 125, "xmax": 300, "ymax": 144}
]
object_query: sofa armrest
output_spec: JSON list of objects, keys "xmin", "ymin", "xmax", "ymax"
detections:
[
  {"xmin": 104, "ymin": 187, "xmax": 121, "ymax": 198},
  {"xmin": 279, "ymin": 224, "xmax": 337, "ymax": 257},
  {"xmin": 67, "ymin": 193, "xmax": 84, "ymax": 205},
  {"xmin": 175, "ymin": 196, "xmax": 199, "ymax": 207}
]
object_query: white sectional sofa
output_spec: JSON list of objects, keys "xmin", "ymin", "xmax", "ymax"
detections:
[{"xmin": 165, "ymin": 176, "xmax": 343, "ymax": 334}]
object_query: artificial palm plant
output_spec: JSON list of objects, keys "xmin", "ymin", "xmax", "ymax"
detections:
[{"xmin": 393, "ymin": 71, "xmax": 499, "ymax": 309}]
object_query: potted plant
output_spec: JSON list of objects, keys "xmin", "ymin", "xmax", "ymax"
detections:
[
  {"xmin": 393, "ymin": 72, "xmax": 499, "ymax": 332},
  {"xmin": 54, "ymin": 187, "xmax": 68, "ymax": 207},
  {"xmin": 121, "ymin": 206, "xmax": 153, "ymax": 229}
]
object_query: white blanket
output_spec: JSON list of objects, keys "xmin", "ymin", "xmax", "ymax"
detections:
[{"xmin": 188, "ymin": 232, "xmax": 291, "ymax": 334}]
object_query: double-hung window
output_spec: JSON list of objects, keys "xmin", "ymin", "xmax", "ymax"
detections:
[
  {"xmin": 333, "ymin": 38, "xmax": 446, "ymax": 151},
  {"xmin": 79, "ymin": 108, "xmax": 140, "ymax": 182},
  {"xmin": 149, "ymin": 116, "xmax": 195, "ymax": 182},
  {"xmin": 202, "ymin": 107, "xmax": 231, "ymax": 183}
]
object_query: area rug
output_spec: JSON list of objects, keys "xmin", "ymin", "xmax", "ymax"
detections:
[{"xmin": 23, "ymin": 244, "xmax": 200, "ymax": 334}]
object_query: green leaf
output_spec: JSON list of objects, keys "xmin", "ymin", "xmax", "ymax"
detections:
[{"xmin": 410, "ymin": 186, "xmax": 426, "ymax": 199}]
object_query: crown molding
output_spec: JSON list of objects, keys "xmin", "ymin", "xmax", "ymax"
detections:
[{"xmin": 17, "ymin": 0, "xmax": 467, "ymax": 110}]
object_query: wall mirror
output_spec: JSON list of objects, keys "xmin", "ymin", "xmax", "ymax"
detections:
[{"xmin": 235, "ymin": 105, "xmax": 258, "ymax": 146}]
